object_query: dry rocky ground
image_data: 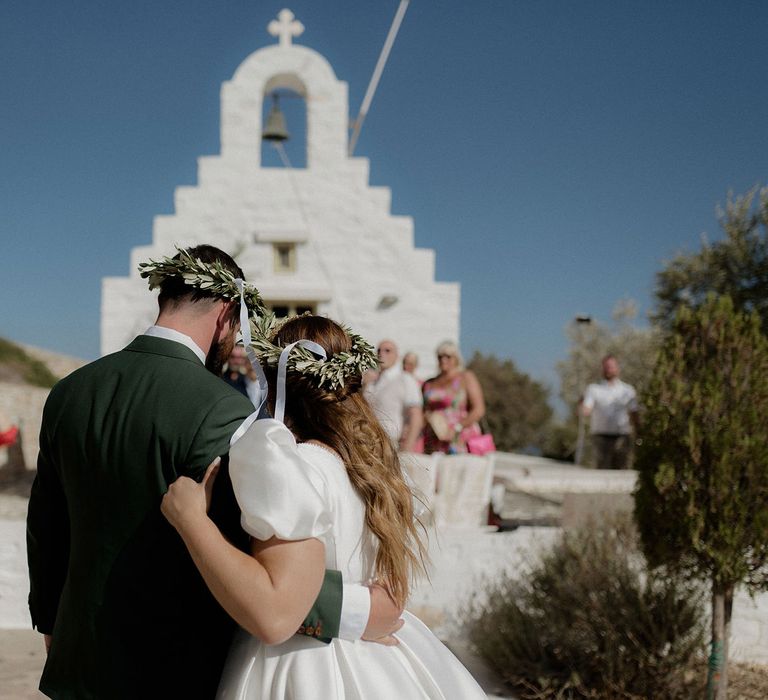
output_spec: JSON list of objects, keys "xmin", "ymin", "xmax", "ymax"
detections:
[
  {"xmin": 0, "ymin": 629, "xmax": 46, "ymax": 699},
  {"xmin": 713, "ymin": 664, "xmax": 768, "ymax": 700}
]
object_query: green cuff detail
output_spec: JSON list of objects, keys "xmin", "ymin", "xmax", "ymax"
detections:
[{"xmin": 299, "ymin": 569, "xmax": 343, "ymax": 644}]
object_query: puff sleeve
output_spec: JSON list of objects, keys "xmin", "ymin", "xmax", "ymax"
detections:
[{"xmin": 229, "ymin": 418, "xmax": 333, "ymax": 542}]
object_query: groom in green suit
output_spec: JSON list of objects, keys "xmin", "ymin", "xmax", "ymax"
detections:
[{"xmin": 27, "ymin": 245, "xmax": 400, "ymax": 699}]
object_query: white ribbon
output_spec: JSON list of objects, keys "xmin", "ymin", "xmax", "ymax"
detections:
[
  {"xmin": 274, "ymin": 339, "xmax": 327, "ymax": 424},
  {"xmin": 234, "ymin": 278, "xmax": 268, "ymax": 415}
]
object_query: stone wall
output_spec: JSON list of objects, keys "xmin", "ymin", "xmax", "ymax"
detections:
[
  {"xmin": 0, "ymin": 346, "xmax": 85, "ymax": 473},
  {"xmin": 20, "ymin": 345, "xmax": 87, "ymax": 382},
  {"xmin": 0, "ymin": 383, "xmax": 49, "ymax": 472}
]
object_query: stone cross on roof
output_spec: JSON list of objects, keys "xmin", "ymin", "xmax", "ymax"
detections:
[{"xmin": 268, "ymin": 8, "xmax": 304, "ymax": 47}]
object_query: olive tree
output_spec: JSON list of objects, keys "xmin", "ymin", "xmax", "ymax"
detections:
[
  {"xmin": 654, "ymin": 186, "xmax": 768, "ymax": 331},
  {"xmin": 634, "ymin": 295, "xmax": 768, "ymax": 699}
]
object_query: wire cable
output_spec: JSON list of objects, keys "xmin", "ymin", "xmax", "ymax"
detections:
[{"xmin": 348, "ymin": 0, "xmax": 410, "ymax": 156}]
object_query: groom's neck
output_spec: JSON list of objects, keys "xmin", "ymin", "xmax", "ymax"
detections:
[{"xmin": 154, "ymin": 308, "xmax": 218, "ymax": 358}]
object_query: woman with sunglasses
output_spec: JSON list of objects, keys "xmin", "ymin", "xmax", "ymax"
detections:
[{"xmin": 422, "ymin": 341, "xmax": 486, "ymax": 454}]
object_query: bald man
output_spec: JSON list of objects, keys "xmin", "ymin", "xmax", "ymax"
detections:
[{"xmin": 365, "ymin": 340, "xmax": 423, "ymax": 452}]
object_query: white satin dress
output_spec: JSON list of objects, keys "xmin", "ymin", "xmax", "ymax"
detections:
[{"xmin": 217, "ymin": 419, "xmax": 486, "ymax": 700}]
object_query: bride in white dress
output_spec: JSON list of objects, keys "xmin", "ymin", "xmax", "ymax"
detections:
[{"xmin": 161, "ymin": 315, "xmax": 485, "ymax": 699}]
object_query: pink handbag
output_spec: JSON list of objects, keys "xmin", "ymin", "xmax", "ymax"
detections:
[{"xmin": 466, "ymin": 432, "xmax": 496, "ymax": 455}]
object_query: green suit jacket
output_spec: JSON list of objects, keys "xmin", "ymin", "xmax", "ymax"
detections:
[{"xmin": 27, "ymin": 335, "xmax": 343, "ymax": 700}]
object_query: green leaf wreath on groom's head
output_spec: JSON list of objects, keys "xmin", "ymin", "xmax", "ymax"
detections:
[
  {"xmin": 137, "ymin": 247, "xmax": 378, "ymax": 392},
  {"xmin": 138, "ymin": 246, "xmax": 267, "ymax": 320}
]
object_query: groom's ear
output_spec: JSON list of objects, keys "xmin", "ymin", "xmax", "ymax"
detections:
[
  {"xmin": 225, "ymin": 300, "xmax": 240, "ymax": 330},
  {"xmin": 214, "ymin": 300, "xmax": 238, "ymax": 331}
]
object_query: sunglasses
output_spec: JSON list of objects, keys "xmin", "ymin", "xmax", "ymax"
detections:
[{"xmin": 437, "ymin": 353, "xmax": 455, "ymax": 360}]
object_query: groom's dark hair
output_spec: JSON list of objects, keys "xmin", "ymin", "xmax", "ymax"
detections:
[{"xmin": 158, "ymin": 245, "xmax": 245, "ymax": 314}]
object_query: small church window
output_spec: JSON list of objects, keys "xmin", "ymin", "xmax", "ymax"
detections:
[
  {"xmin": 266, "ymin": 302, "xmax": 316, "ymax": 319},
  {"xmin": 271, "ymin": 304, "xmax": 290, "ymax": 317},
  {"xmin": 273, "ymin": 243, "xmax": 296, "ymax": 273}
]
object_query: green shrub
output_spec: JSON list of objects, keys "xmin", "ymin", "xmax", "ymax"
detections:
[
  {"xmin": 465, "ymin": 517, "xmax": 705, "ymax": 699},
  {"xmin": 0, "ymin": 337, "xmax": 58, "ymax": 388}
]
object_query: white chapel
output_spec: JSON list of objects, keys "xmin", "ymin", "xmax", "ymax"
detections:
[{"xmin": 101, "ymin": 9, "xmax": 459, "ymax": 377}]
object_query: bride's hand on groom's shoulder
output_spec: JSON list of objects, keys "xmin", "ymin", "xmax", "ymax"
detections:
[{"xmin": 161, "ymin": 457, "xmax": 221, "ymax": 532}]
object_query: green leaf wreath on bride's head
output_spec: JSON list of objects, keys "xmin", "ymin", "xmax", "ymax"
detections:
[
  {"xmin": 137, "ymin": 247, "xmax": 267, "ymax": 319},
  {"xmin": 249, "ymin": 312, "xmax": 378, "ymax": 391}
]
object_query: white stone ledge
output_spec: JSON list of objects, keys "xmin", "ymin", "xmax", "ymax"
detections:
[{"xmin": 493, "ymin": 453, "xmax": 637, "ymax": 494}]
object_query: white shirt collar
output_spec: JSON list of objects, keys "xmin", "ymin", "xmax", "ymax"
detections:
[{"xmin": 144, "ymin": 326, "xmax": 207, "ymax": 364}]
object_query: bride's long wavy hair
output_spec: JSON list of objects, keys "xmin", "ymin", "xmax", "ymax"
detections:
[{"xmin": 264, "ymin": 315, "xmax": 427, "ymax": 606}]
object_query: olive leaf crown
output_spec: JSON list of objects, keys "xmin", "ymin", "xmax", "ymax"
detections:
[
  {"xmin": 249, "ymin": 312, "xmax": 379, "ymax": 391},
  {"xmin": 137, "ymin": 247, "xmax": 267, "ymax": 318}
]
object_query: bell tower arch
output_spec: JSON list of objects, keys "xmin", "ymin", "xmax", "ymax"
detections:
[{"xmin": 220, "ymin": 9, "xmax": 349, "ymax": 170}]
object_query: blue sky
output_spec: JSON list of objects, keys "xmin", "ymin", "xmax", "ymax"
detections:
[{"xmin": 1, "ymin": 1, "xmax": 766, "ymax": 396}]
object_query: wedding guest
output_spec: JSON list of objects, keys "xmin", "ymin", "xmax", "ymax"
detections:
[
  {"xmin": 402, "ymin": 351, "xmax": 422, "ymax": 385},
  {"xmin": 365, "ymin": 340, "xmax": 423, "ymax": 452},
  {"xmin": 422, "ymin": 341, "xmax": 485, "ymax": 454},
  {"xmin": 401, "ymin": 352, "xmax": 424, "ymax": 452},
  {"xmin": 221, "ymin": 345, "xmax": 261, "ymax": 407},
  {"xmin": 580, "ymin": 354, "xmax": 639, "ymax": 469}
]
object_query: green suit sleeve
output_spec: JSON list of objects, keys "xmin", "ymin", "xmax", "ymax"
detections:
[
  {"xmin": 296, "ymin": 569, "xmax": 343, "ymax": 643},
  {"xmin": 26, "ymin": 398, "xmax": 69, "ymax": 634}
]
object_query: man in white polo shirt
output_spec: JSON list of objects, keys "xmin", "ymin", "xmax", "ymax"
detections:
[
  {"xmin": 365, "ymin": 339, "xmax": 424, "ymax": 452},
  {"xmin": 581, "ymin": 354, "xmax": 639, "ymax": 469}
]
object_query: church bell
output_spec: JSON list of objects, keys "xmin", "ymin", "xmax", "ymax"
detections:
[{"xmin": 262, "ymin": 93, "xmax": 289, "ymax": 142}]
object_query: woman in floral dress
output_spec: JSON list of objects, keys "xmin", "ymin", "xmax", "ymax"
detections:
[{"xmin": 421, "ymin": 341, "xmax": 485, "ymax": 454}]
